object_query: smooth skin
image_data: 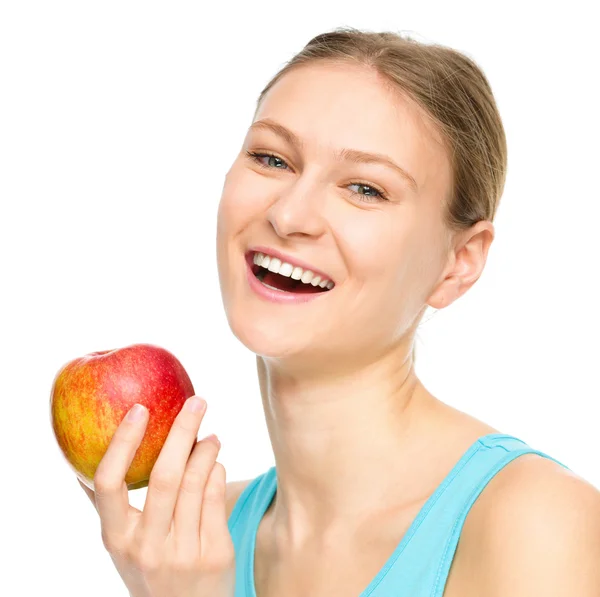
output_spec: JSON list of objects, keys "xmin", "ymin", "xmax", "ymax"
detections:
[
  {"xmin": 80, "ymin": 57, "xmax": 600, "ymax": 596},
  {"xmin": 215, "ymin": 61, "xmax": 600, "ymax": 596},
  {"xmin": 79, "ymin": 397, "xmax": 235, "ymax": 597}
]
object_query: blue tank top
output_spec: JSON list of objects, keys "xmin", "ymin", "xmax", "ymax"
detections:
[{"xmin": 227, "ymin": 433, "xmax": 571, "ymax": 596}]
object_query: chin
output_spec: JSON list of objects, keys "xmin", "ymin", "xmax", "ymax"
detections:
[
  {"xmin": 225, "ymin": 308, "xmax": 302, "ymax": 358},
  {"xmin": 225, "ymin": 307, "xmax": 368, "ymax": 376}
]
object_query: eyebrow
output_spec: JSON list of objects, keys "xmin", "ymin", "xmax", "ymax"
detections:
[{"xmin": 248, "ymin": 118, "xmax": 419, "ymax": 193}]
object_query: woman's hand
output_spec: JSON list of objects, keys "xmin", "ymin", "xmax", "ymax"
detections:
[{"xmin": 78, "ymin": 396, "xmax": 236, "ymax": 597}]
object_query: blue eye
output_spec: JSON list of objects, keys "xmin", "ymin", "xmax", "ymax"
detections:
[
  {"xmin": 346, "ymin": 183, "xmax": 388, "ymax": 203},
  {"xmin": 245, "ymin": 151, "xmax": 390, "ymax": 203},
  {"xmin": 246, "ymin": 151, "xmax": 289, "ymax": 170}
]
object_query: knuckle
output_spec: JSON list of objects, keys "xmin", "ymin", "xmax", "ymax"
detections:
[
  {"xmin": 148, "ymin": 471, "xmax": 179, "ymax": 494},
  {"xmin": 100, "ymin": 530, "xmax": 122, "ymax": 554},
  {"xmin": 101, "ymin": 532, "xmax": 131, "ymax": 558},
  {"xmin": 174, "ymin": 416, "xmax": 199, "ymax": 434},
  {"xmin": 179, "ymin": 449, "xmax": 217, "ymax": 495},
  {"xmin": 179, "ymin": 472, "xmax": 205, "ymax": 496},
  {"xmin": 170, "ymin": 553, "xmax": 201, "ymax": 573},
  {"xmin": 131, "ymin": 546, "xmax": 161, "ymax": 572},
  {"xmin": 201, "ymin": 546, "xmax": 235, "ymax": 574},
  {"xmin": 172, "ymin": 559, "xmax": 199, "ymax": 574},
  {"xmin": 219, "ymin": 543, "xmax": 236, "ymax": 567},
  {"xmin": 93, "ymin": 473, "xmax": 120, "ymax": 496},
  {"xmin": 112, "ymin": 427, "xmax": 138, "ymax": 448},
  {"xmin": 203, "ymin": 482, "xmax": 222, "ymax": 501}
]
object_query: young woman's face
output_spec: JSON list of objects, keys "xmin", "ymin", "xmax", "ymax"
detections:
[{"xmin": 216, "ymin": 61, "xmax": 454, "ymax": 370}]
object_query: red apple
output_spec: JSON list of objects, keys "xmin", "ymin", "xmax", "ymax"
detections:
[{"xmin": 50, "ymin": 343, "xmax": 195, "ymax": 490}]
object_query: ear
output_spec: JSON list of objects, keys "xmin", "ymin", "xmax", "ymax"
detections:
[{"xmin": 427, "ymin": 220, "xmax": 495, "ymax": 309}]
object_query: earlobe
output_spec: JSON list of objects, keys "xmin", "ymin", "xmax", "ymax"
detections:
[
  {"xmin": 426, "ymin": 288, "xmax": 446, "ymax": 310},
  {"xmin": 427, "ymin": 275, "xmax": 463, "ymax": 310}
]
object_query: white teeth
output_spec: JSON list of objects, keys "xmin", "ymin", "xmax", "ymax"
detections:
[
  {"xmin": 252, "ymin": 252, "xmax": 335, "ymax": 289},
  {"xmin": 267, "ymin": 258, "xmax": 281, "ymax": 273},
  {"xmin": 300, "ymin": 270, "xmax": 313, "ymax": 284},
  {"xmin": 278, "ymin": 262, "xmax": 294, "ymax": 277}
]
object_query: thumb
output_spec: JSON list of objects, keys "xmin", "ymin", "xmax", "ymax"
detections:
[{"xmin": 78, "ymin": 478, "xmax": 97, "ymax": 510}]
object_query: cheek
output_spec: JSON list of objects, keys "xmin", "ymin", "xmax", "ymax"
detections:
[
  {"xmin": 216, "ymin": 194, "xmax": 235, "ymax": 234},
  {"xmin": 216, "ymin": 196, "xmax": 250, "ymax": 249},
  {"xmin": 340, "ymin": 214, "xmax": 410, "ymax": 283},
  {"xmin": 216, "ymin": 194, "xmax": 241, "ymax": 283},
  {"xmin": 218, "ymin": 169, "xmax": 268, "ymax": 230}
]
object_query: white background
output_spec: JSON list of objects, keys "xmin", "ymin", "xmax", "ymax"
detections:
[{"xmin": 1, "ymin": 1, "xmax": 598, "ymax": 595}]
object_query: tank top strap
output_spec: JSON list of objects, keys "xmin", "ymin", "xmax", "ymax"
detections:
[
  {"xmin": 366, "ymin": 433, "xmax": 572, "ymax": 596},
  {"xmin": 226, "ymin": 435, "xmax": 571, "ymax": 597},
  {"xmin": 228, "ymin": 467, "xmax": 273, "ymax": 534},
  {"xmin": 228, "ymin": 465, "xmax": 277, "ymax": 597}
]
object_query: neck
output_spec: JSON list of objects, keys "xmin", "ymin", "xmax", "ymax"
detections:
[{"xmin": 256, "ymin": 350, "xmax": 451, "ymax": 548}]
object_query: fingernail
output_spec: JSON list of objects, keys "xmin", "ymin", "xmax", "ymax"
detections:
[
  {"xmin": 186, "ymin": 396, "xmax": 206, "ymax": 413},
  {"xmin": 127, "ymin": 403, "xmax": 146, "ymax": 422}
]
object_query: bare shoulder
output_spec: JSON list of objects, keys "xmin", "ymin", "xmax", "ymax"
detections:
[
  {"xmin": 458, "ymin": 453, "xmax": 600, "ymax": 596},
  {"xmin": 470, "ymin": 452, "xmax": 600, "ymax": 518},
  {"xmin": 225, "ymin": 478, "xmax": 253, "ymax": 520}
]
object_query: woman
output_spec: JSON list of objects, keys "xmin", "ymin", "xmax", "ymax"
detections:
[{"xmin": 80, "ymin": 28, "xmax": 600, "ymax": 596}]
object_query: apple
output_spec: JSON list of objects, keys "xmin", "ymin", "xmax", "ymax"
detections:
[{"xmin": 50, "ymin": 343, "xmax": 195, "ymax": 490}]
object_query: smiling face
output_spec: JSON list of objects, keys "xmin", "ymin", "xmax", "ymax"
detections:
[{"xmin": 216, "ymin": 61, "xmax": 455, "ymax": 372}]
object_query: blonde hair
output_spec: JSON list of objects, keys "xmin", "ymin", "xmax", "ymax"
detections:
[{"xmin": 253, "ymin": 27, "xmax": 508, "ymax": 364}]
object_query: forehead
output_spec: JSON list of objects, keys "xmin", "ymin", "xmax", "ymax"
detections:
[{"xmin": 252, "ymin": 62, "xmax": 450, "ymax": 196}]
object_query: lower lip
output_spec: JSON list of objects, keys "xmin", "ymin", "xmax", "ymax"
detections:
[{"xmin": 245, "ymin": 256, "xmax": 331, "ymax": 304}]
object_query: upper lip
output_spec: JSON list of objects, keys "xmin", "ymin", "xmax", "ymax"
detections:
[{"xmin": 247, "ymin": 245, "xmax": 335, "ymax": 283}]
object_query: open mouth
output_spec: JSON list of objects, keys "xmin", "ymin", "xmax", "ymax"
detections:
[{"xmin": 246, "ymin": 252, "xmax": 333, "ymax": 294}]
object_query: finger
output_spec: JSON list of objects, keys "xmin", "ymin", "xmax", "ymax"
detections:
[
  {"xmin": 172, "ymin": 436, "xmax": 220, "ymax": 550},
  {"xmin": 200, "ymin": 460, "xmax": 231, "ymax": 556},
  {"xmin": 93, "ymin": 403, "xmax": 149, "ymax": 538},
  {"xmin": 140, "ymin": 396, "xmax": 207, "ymax": 542},
  {"xmin": 78, "ymin": 477, "xmax": 142, "ymax": 518},
  {"xmin": 78, "ymin": 478, "xmax": 97, "ymax": 509}
]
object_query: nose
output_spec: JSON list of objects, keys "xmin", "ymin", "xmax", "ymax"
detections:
[{"xmin": 266, "ymin": 180, "xmax": 328, "ymax": 240}]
